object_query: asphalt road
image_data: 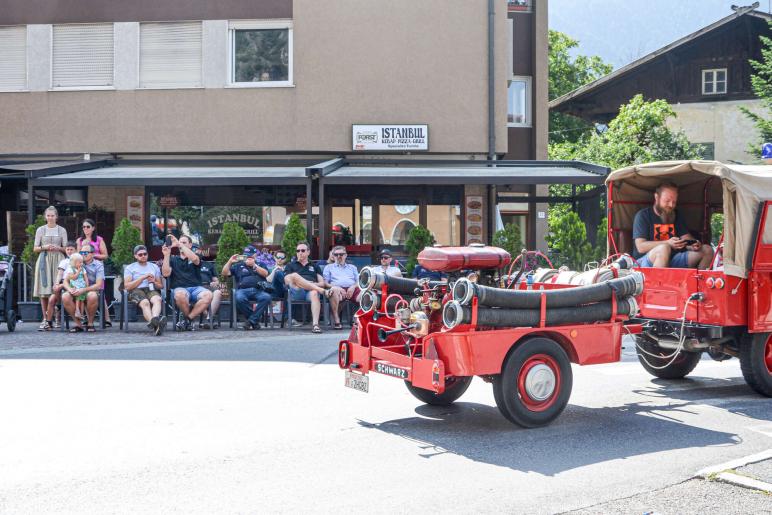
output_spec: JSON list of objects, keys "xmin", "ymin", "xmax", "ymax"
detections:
[{"xmin": 0, "ymin": 333, "xmax": 770, "ymax": 513}]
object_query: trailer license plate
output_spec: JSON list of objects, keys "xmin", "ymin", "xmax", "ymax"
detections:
[{"xmin": 345, "ymin": 371, "xmax": 369, "ymax": 393}]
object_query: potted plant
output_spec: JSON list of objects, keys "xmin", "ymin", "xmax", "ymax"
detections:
[
  {"xmin": 404, "ymin": 225, "xmax": 436, "ymax": 276},
  {"xmin": 18, "ymin": 215, "xmax": 46, "ymax": 321},
  {"xmin": 281, "ymin": 213, "xmax": 307, "ymax": 257},
  {"xmin": 216, "ymin": 221, "xmax": 250, "ymax": 306},
  {"xmin": 110, "ymin": 218, "xmax": 143, "ymax": 321}
]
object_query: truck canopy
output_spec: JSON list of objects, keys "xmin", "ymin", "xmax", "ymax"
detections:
[{"xmin": 606, "ymin": 160, "xmax": 772, "ymax": 278}]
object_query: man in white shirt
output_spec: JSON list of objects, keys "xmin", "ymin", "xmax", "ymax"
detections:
[
  {"xmin": 124, "ymin": 245, "xmax": 165, "ymax": 335},
  {"xmin": 376, "ymin": 248, "xmax": 402, "ymax": 277}
]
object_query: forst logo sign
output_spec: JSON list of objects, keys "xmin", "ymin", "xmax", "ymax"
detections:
[{"xmin": 352, "ymin": 124, "xmax": 428, "ymax": 151}]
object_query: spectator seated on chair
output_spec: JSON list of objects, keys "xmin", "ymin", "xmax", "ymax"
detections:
[
  {"xmin": 412, "ymin": 264, "xmax": 448, "ymax": 282},
  {"xmin": 283, "ymin": 241, "xmax": 329, "ymax": 334},
  {"xmin": 323, "ymin": 245, "xmax": 359, "ymax": 330},
  {"xmin": 197, "ymin": 257, "xmax": 222, "ymax": 329},
  {"xmin": 40, "ymin": 240, "xmax": 76, "ymax": 331},
  {"xmin": 375, "ymin": 248, "xmax": 402, "ymax": 277},
  {"xmin": 222, "ymin": 245, "xmax": 272, "ymax": 331},
  {"xmin": 124, "ymin": 245, "xmax": 165, "ymax": 336},
  {"xmin": 61, "ymin": 243, "xmax": 104, "ymax": 333},
  {"xmin": 162, "ymin": 234, "xmax": 212, "ymax": 331}
]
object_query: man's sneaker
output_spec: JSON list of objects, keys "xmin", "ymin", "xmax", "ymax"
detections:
[
  {"xmin": 200, "ymin": 320, "xmax": 211, "ymax": 330},
  {"xmin": 212, "ymin": 319, "xmax": 220, "ymax": 329},
  {"xmin": 155, "ymin": 316, "xmax": 167, "ymax": 336},
  {"xmin": 149, "ymin": 316, "xmax": 160, "ymax": 330},
  {"xmin": 175, "ymin": 318, "xmax": 189, "ymax": 332},
  {"xmin": 187, "ymin": 318, "xmax": 197, "ymax": 331},
  {"xmin": 290, "ymin": 318, "xmax": 303, "ymax": 327},
  {"xmin": 241, "ymin": 322, "xmax": 259, "ymax": 331},
  {"xmin": 37, "ymin": 320, "xmax": 51, "ymax": 332}
]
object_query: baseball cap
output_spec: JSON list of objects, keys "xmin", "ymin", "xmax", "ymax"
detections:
[
  {"xmin": 379, "ymin": 248, "xmax": 392, "ymax": 257},
  {"xmin": 133, "ymin": 245, "xmax": 147, "ymax": 254},
  {"xmin": 762, "ymin": 143, "xmax": 772, "ymax": 159},
  {"xmin": 243, "ymin": 245, "xmax": 258, "ymax": 257}
]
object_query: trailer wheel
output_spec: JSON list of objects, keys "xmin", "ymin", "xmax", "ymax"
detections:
[
  {"xmin": 6, "ymin": 310, "xmax": 15, "ymax": 332},
  {"xmin": 635, "ymin": 336, "xmax": 701, "ymax": 379},
  {"xmin": 404, "ymin": 376, "xmax": 472, "ymax": 406},
  {"xmin": 739, "ymin": 332, "xmax": 772, "ymax": 397},
  {"xmin": 492, "ymin": 337, "xmax": 572, "ymax": 428}
]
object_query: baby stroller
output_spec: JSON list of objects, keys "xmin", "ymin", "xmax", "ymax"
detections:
[{"xmin": 0, "ymin": 253, "xmax": 16, "ymax": 332}]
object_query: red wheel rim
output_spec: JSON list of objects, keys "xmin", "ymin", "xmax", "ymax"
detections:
[
  {"xmin": 765, "ymin": 334, "xmax": 772, "ymax": 375},
  {"xmin": 517, "ymin": 353, "xmax": 561, "ymax": 412}
]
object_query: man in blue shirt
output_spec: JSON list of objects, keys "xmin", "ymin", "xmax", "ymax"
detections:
[
  {"xmin": 323, "ymin": 245, "xmax": 359, "ymax": 329},
  {"xmin": 223, "ymin": 245, "xmax": 272, "ymax": 330}
]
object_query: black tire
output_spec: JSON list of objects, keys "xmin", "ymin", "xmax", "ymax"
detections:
[
  {"xmin": 404, "ymin": 376, "xmax": 472, "ymax": 406},
  {"xmin": 739, "ymin": 332, "xmax": 772, "ymax": 397},
  {"xmin": 6, "ymin": 310, "xmax": 15, "ymax": 332},
  {"xmin": 492, "ymin": 337, "xmax": 573, "ymax": 428},
  {"xmin": 635, "ymin": 336, "xmax": 701, "ymax": 379}
]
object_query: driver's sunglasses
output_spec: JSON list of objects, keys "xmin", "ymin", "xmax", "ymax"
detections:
[{"xmin": 333, "ymin": 252, "xmax": 346, "ymax": 257}]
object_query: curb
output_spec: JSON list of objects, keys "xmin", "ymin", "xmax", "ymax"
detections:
[
  {"xmin": 714, "ymin": 472, "xmax": 772, "ymax": 493},
  {"xmin": 696, "ymin": 450, "xmax": 772, "ymax": 494}
]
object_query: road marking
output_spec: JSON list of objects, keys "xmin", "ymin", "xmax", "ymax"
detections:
[
  {"xmin": 714, "ymin": 472, "xmax": 772, "ymax": 493},
  {"xmin": 696, "ymin": 449, "xmax": 772, "ymax": 478},
  {"xmin": 746, "ymin": 424, "xmax": 772, "ymax": 438}
]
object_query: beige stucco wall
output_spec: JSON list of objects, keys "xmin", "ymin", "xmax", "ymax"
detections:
[
  {"xmin": 0, "ymin": 0, "xmax": 509, "ymax": 155},
  {"xmin": 669, "ymin": 99, "xmax": 765, "ymax": 164}
]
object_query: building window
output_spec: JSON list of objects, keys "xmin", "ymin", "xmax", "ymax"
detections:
[
  {"xmin": 228, "ymin": 20, "xmax": 292, "ymax": 87},
  {"xmin": 0, "ymin": 26, "xmax": 27, "ymax": 91},
  {"xmin": 507, "ymin": 0, "xmax": 532, "ymax": 12},
  {"xmin": 508, "ymin": 76, "xmax": 531, "ymax": 126},
  {"xmin": 52, "ymin": 24, "xmax": 114, "ymax": 89},
  {"xmin": 140, "ymin": 22, "xmax": 202, "ymax": 89},
  {"xmin": 702, "ymin": 68, "xmax": 727, "ymax": 95}
]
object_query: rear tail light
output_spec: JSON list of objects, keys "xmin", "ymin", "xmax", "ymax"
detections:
[
  {"xmin": 338, "ymin": 341, "xmax": 350, "ymax": 369},
  {"xmin": 714, "ymin": 277, "xmax": 725, "ymax": 289},
  {"xmin": 706, "ymin": 277, "xmax": 715, "ymax": 288}
]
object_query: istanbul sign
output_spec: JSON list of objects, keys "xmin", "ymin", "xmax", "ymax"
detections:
[{"xmin": 352, "ymin": 124, "xmax": 429, "ymax": 151}]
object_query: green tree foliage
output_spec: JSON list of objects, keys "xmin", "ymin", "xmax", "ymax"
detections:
[
  {"xmin": 21, "ymin": 214, "xmax": 46, "ymax": 267},
  {"xmin": 549, "ymin": 30, "xmax": 613, "ymax": 144},
  {"xmin": 404, "ymin": 225, "xmax": 436, "ymax": 276},
  {"xmin": 234, "ymin": 29, "xmax": 289, "ymax": 82},
  {"xmin": 545, "ymin": 211, "xmax": 593, "ymax": 270},
  {"xmin": 281, "ymin": 213, "xmax": 307, "ymax": 257},
  {"xmin": 111, "ymin": 218, "xmax": 143, "ymax": 272},
  {"xmin": 492, "ymin": 223, "xmax": 524, "ymax": 261},
  {"xmin": 741, "ymin": 22, "xmax": 772, "ymax": 157},
  {"xmin": 216, "ymin": 222, "xmax": 250, "ymax": 272}
]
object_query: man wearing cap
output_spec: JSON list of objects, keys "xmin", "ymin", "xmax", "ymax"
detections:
[
  {"xmin": 162, "ymin": 234, "xmax": 212, "ymax": 331},
  {"xmin": 376, "ymin": 248, "xmax": 403, "ymax": 277},
  {"xmin": 124, "ymin": 245, "xmax": 165, "ymax": 335},
  {"xmin": 222, "ymin": 245, "xmax": 272, "ymax": 330}
]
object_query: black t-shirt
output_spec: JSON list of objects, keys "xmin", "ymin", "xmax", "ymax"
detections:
[
  {"xmin": 199, "ymin": 262, "xmax": 217, "ymax": 285},
  {"xmin": 632, "ymin": 207, "xmax": 689, "ymax": 259},
  {"xmin": 285, "ymin": 260, "xmax": 323, "ymax": 283},
  {"xmin": 230, "ymin": 262, "xmax": 267, "ymax": 290},
  {"xmin": 169, "ymin": 254, "xmax": 203, "ymax": 289}
]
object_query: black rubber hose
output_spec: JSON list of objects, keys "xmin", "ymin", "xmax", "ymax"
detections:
[
  {"xmin": 443, "ymin": 297, "xmax": 638, "ymax": 329},
  {"xmin": 452, "ymin": 272, "xmax": 643, "ymax": 309},
  {"xmin": 358, "ymin": 267, "xmax": 442, "ymax": 296}
]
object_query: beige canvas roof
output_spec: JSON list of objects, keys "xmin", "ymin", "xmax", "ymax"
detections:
[{"xmin": 606, "ymin": 160, "xmax": 772, "ymax": 278}]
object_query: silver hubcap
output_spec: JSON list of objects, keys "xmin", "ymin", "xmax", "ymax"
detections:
[{"xmin": 525, "ymin": 364, "xmax": 556, "ymax": 401}]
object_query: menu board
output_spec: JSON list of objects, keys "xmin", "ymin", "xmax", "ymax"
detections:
[
  {"xmin": 126, "ymin": 195, "xmax": 144, "ymax": 239},
  {"xmin": 465, "ymin": 195, "xmax": 483, "ymax": 245}
]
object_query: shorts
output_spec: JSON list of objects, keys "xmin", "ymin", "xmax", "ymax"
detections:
[
  {"xmin": 289, "ymin": 287, "xmax": 314, "ymax": 302},
  {"xmin": 129, "ymin": 287, "xmax": 161, "ymax": 304},
  {"xmin": 173, "ymin": 286, "xmax": 208, "ymax": 303},
  {"xmin": 331, "ymin": 285, "xmax": 360, "ymax": 301},
  {"xmin": 638, "ymin": 251, "xmax": 690, "ymax": 268}
]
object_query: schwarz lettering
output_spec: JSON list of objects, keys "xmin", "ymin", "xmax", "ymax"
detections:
[{"xmin": 375, "ymin": 362, "xmax": 408, "ymax": 379}]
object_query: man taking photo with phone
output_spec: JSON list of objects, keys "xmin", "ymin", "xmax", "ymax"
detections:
[
  {"xmin": 633, "ymin": 182, "xmax": 714, "ymax": 269},
  {"xmin": 162, "ymin": 234, "xmax": 212, "ymax": 331}
]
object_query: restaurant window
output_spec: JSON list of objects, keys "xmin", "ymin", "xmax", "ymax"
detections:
[
  {"xmin": 52, "ymin": 23, "xmax": 114, "ymax": 88},
  {"xmin": 140, "ymin": 22, "xmax": 202, "ymax": 88},
  {"xmin": 702, "ymin": 68, "xmax": 727, "ymax": 95},
  {"xmin": 508, "ymin": 76, "xmax": 531, "ymax": 127},
  {"xmin": 0, "ymin": 26, "xmax": 27, "ymax": 91},
  {"xmin": 20, "ymin": 188, "xmax": 88, "ymax": 216},
  {"xmin": 380, "ymin": 205, "xmax": 418, "ymax": 246},
  {"xmin": 427, "ymin": 205, "xmax": 461, "ymax": 246},
  {"xmin": 228, "ymin": 20, "xmax": 292, "ymax": 86}
]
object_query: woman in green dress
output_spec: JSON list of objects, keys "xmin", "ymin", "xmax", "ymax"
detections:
[{"xmin": 33, "ymin": 206, "xmax": 68, "ymax": 331}]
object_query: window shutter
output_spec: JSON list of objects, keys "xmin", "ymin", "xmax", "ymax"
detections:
[
  {"xmin": 0, "ymin": 26, "xmax": 27, "ymax": 90},
  {"xmin": 53, "ymin": 24, "xmax": 114, "ymax": 88},
  {"xmin": 140, "ymin": 22, "xmax": 202, "ymax": 88}
]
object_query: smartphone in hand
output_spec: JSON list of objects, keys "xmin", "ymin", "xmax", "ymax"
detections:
[
  {"xmin": 165, "ymin": 235, "xmax": 173, "ymax": 247},
  {"xmin": 681, "ymin": 239, "xmax": 698, "ymax": 246}
]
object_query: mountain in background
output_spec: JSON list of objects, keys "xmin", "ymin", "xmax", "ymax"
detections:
[{"xmin": 549, "ymin": 0, "xmax": 770, "ymax": 69}]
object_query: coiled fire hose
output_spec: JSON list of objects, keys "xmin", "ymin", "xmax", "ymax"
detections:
[
  {"xmin": 452, "ymin": 272, "xmax": 644, "ymax": 310},
  {"xmin": 359, "ymin": 289, "xmax": 405, "ymax": 314},
  {"xmin": 358, "ymin": 267, "xmax": 442, "ymax": 296},
  {"xmin": 442, "ymin": 296, "xmax": 639, "ymax": 329}
]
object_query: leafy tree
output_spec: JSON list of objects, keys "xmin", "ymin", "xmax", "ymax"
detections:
[
  {"xmin": 281, "ymin": 213, "xmax": 307, "ymax": 257},
  {"xmin": 549, "ymin": 30, "xmax": 613, "ymax": 144},
  {"xmin": 492, "ymin": 223, "xmax": 524, "ymax": 261},
  {"xmin": 111, "ymin": 218, "xmax": 143, "ymax": 272},
  {"xmin": 21, "ymin": 214, "xmax": 46, "ymax": 267},
  {"xmin": 216, "ymin": 222, "xmax": 250, "ymax": 272},
  {"xmin": 404, "ymin": 225, "xmax": 435, "ymax": 276},
  {"xmin": 545, "ymin": 211, "xmax": 593, "ymax": 270},
  {"xmin": 741, "ymin": 21, "xmax": 772, "ymax": 157}
]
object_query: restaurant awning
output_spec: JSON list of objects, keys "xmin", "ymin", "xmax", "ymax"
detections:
[{"xmin": 31, "ymin": 165, "xmax": 310, "ymax": 187}]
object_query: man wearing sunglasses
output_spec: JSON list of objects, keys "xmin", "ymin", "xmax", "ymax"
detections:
[
  {"xmin": 323, "ymin": 245, "xmax": 360, "ymax": 329},
  {"xmin": 376, "ymin": 248, "xmax": 402, "ymax": 277},
  {"xmin": 283, "ymin": 241, "xmax": 328, "ymax": 333},
  {"xmin": 61, "ymin": 243, "xmax": 104, "ymax": 332},
  {"xmin": 124, "ymin": 245, "xmax": 165, "ymax": 336}
]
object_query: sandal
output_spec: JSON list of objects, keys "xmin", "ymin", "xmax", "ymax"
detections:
[
  {"xmin": 103, "ymin": 320, "xmax": 112, "ymax": 328},
  {"xmin": 85, "ymin": 326, "xmax": 96, "ymax": 333},
  {"xmin": 312, "ymin": 324, "xmax": 322, "ymax": 334},
  {"xmin": 333, "ymin": 323, "xmax": 343, "ymax": 330},
  {"xmin": 324, "ymin": 289, "xmax": 334, "ymax": 299},
  {"xmin": 69, "ymin": 326, "xmax": 84, "ymax": 333}
]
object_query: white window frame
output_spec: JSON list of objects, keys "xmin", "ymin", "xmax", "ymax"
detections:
[
  {"xmin": 139, "ymin": 21, "xmax": 204, "ymax": 90},
  {"xmin": 227, "ymin": 19, "xmax": 293, "ymax": 88},
  {"xmin": 702, "ymin": 68, "xmax": 727, "ymax": 95},
  {"xmin": 0, "ymin": 25, "xmax": 28, "ymax": 92},
  {"xmin": 50, "ymin": 23, "xmax": 116, "ymax": 91},
  {"xmin": 508, "ymin": 76, "xmax": 531, "ymax": 127}
]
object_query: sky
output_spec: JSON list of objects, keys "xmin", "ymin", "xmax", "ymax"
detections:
[{"xmin": 549, "ymin": 0, "xmax": 771, "ymax": 69}]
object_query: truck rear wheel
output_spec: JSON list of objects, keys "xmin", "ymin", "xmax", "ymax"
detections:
[
  {"xmin": 404, "ymin": 376, "xmax": 472, "ymax": 406},
  {"xmin": 739, "ymin": 332, "xmax": 772, "ymax": 397},
  {"xmin": 635, "ymin": 336, "xmax": 701, "ymax": 379},
  {"xmin": 492, "ymin": 337, "xmax": 572, "ymax": 428}
]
